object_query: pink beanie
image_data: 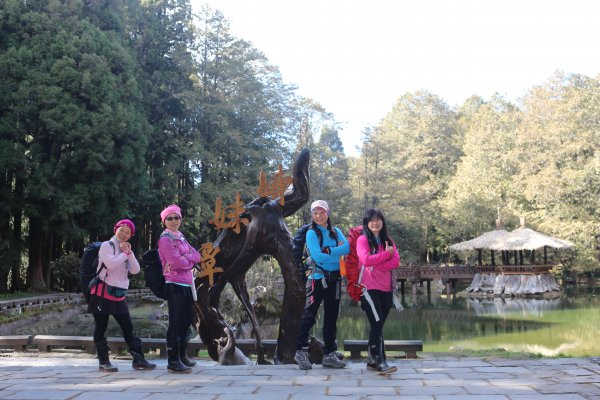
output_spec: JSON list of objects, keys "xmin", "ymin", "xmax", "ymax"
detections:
[
  {"xmin": 114, "ymin": 219, "xmax": 135, "ymax": 236},
  {"xmin": 310, "ymin": 200, "xmax": 330, "ymax": 215},
  {"xmin": 161, "ymin": 204, "xmax": 182, "ymax": 223}
]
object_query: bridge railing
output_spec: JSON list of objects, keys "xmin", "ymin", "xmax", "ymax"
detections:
[{"xmin": 395, "ymin": 264, "xmax": 553, "ymax": 280}]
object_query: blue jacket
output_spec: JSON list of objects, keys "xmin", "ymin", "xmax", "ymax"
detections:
[{"xmin": 306, "ymin": 225, "xmax": 350, "ymax": 279}]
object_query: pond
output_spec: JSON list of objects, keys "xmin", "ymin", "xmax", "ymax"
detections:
[
  {"xmin": 327, "ymin": 285, "xmax": 600, "ymax": 357},
  {"xmin": 4, "ymin": 285, "xmax": 600, "ymax": 357}
]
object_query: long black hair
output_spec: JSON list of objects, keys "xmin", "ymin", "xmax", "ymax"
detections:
[{"xmin": 362, "ymin": 208, "xmax": 394, "ymax": 254}]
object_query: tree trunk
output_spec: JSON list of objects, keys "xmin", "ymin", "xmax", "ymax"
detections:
[
  {"xmin": 44, "ymin": 230, "xmax": 56, "ymax": 289},
  {"xmin": 27, "ymin": 217, "xmax": 47, "ymax": 291},
  {"xmin": 10, "ymin": 208, "xmax": 23, "ymax": 292},
  {"xmin": 10, "ymin": 175, "xmax": 24, "ymax": 291}
]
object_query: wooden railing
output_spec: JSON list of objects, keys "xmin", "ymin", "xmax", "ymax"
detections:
[
  {"xmin": 0, "ymin": 289, "xmax": 155, "ymax": 314},
  {"xmin": 395, "ymin": 264, "xmax": 553, "ymax": 280}
]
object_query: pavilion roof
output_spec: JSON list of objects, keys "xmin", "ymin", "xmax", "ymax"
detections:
[
  {"xmin": 449, "ymin": 228, "xmax": 510, "ymax": 251},
  {"xmin": 449, "ymin": 218, "xmax": 574, "ymax": 252}
]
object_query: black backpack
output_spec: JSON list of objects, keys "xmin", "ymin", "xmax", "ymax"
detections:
[
  {"xmin": 141, "ymin": 249, "xmax": 166, "ymax": 300},
  {"xmin": 79, "ymin": 241, "xmax": 114, "ymax": 303},
  {"xmin": 292, "ymin": 224, "xmax": 323, "ymax": 277}
]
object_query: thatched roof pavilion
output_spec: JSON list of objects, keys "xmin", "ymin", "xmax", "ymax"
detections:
[
  {"xmin": 493, "ymin": 222, "xmax": 574, "ymax": 251},
  {"xmin": 493, "ymin": 217, "xmax": 574, "ymax": 264},
  {"xmin": 450, "ymin": 217, "xmax": 573, "ymax": 265},
  {"xmin": 449, "ymin": 225, "xmax": 509, "ymax": 251},
  {"xmin": 450, "ymin": 217, "xmax": 573, "ymax": 297},
  {"xmin": 449, "ymin": 219, "xmax": 508, "ymax": 265}
]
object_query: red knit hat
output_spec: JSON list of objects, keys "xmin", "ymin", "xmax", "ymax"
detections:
[{"xmin": 114, "ymin": 219, "xmax": 135, "ymax": 236}]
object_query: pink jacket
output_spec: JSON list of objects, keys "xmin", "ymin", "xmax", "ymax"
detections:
[
  {"xmin": 356, "ymin": 235, "xmax": 400, "ymax": 292},
  {"xmin": 158, "ymin": 229, "xmax": 200, "ymax": 285},
  {"xmin": 97, "ymin": 237, "xmax": 140, "ymax": 290}
]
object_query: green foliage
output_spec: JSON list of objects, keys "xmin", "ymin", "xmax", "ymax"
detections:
[
  {"xmin": 0, "ymin": 1, "xmax": 304, "ymax": 293},
  {"xmin": 355, "ymin": 91, "xmax": 462, "ymax": 262},
  {"xmin": 352, "ymin": 74, "xmax": 600, "ymax": 271},
  {"xmin": 1, "ymin": 0, "xmax": 599, "ymax": 295},
  {"xmin": 49, "ymin": 252, "xmax": 80, "ymax": 292}
]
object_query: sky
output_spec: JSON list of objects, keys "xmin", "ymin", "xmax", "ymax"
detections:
[{"xmin": 192, "ymin": 0, "xmax": 600, "ymax": 156}]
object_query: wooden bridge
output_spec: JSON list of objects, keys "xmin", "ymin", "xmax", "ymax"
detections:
[{"xmin": 394, "ymin": 264, "xmax": 554, "ymax": 296}]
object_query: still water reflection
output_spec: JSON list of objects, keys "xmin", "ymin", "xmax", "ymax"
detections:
[
  {"xmin": 18, "ymin": 286, "xmax": 599, "ymax": 357},
  {"xmin": 319, "ymin": 286, "xmax": 600, "ymax": 357}
]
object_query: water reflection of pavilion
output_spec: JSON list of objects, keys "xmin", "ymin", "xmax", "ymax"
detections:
[{"xmin": 465, "ymin": 296, "xmax": 562, "ymax": 317}]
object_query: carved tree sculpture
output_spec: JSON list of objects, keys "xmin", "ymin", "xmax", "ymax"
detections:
[{"xmin": 193, "ymin": 149, "xmax": 310, "ymax": 365}]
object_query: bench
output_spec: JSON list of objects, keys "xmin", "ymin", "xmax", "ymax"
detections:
[
  {"xmin": 343, "ymin": 339, "xmax": 423, "ymax": 359},
  {"xmin": 33, "ymin": 335, "xmax": 96, "ymax": 353},
  {"xmin": 108, "ymin": 338, "xmax": 206, "ymax": 357},
  {"xmin": 0, "ymin": 335, "xmax": 32, "ymax": 351},
  {"xmin": 33, "ymin": 336, "xmax": 176, "ymax": 356},
  {"xmin": 31, "ymin": 335, "xmax": 281, "ymax": 359},
  {"xmin": 107, "ymin": 337, "xmax": 168, "ymax": 356},
  {"xmin": 235, "ymin": 339, "xmax": 277, "ymax": 358},
  {"xmin": 108, "ymin": 338, "xmax": 279, "ymax": 358}
]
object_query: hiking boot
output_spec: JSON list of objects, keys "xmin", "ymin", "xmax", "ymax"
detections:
[
  {"xmin": 95, "ymin": 339, "xmax": 118, "ymax": 373},
  {"xmin": 375, "ymin": 337, "xmax": 397, "ymax": 375},
  {"xmin": 334, "ymin": 351, "xmax": 345, "ymax": 361},
  {"xmin": 294, "ymin": 348, "xmax": 312, "ymax": 370},
  {"xmin": 130, "ymin": 351, "xmax": 157, "ymax": 370},
  {"xmin": 322, "ymin": 352, "xmax": 347, "ymax": 368},
  {"xmin": 167, "ymin": 342, "xmax": 192, "ymax": 374},
  {"xmin": 99, "ymin": 362, "xmax": 118, "ymax": 372},
  {"xmin": 179, "ymin": 338, "xmax": 197, "ymax": 368},
  {"xmin": 129, "ymin": 338, "xmax": 156, "ymax": 371},
  {"xmin": 366, "ymin": 339, "xmax": 378, "ymax": 369}
]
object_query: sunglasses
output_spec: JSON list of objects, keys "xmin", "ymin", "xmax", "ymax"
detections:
[{"xmin": 166, "ymin": 216, "xmax": 181, "ymax": 221}]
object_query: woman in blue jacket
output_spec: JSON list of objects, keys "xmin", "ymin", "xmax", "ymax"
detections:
[{"xmin": 294, "ymin": 200, "xmax": 349, "ymax": 370}]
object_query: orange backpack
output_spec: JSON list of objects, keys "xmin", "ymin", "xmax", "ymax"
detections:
[{"xmin": 345, "ymin": 225, "xmax": 363, "ymax": 301}]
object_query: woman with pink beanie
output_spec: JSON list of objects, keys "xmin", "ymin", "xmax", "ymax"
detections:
[
  {"xmin": 158, "ymin": 204, "xmax": 201, "ymax": 373},
  {"xmin": 88, "ymin": 219, "xmax": 156, "ymax": 372}
]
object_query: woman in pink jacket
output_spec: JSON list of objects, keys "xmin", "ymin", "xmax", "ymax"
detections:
[
  {"xmin": 158, "ymin": 204, "xmax": 201, "ymax": 373},
  {"xmin": 88, "ymin": 219, "xmax": 156, "ymax": 372},
  {"xmin": 356, "ymin": 208, "xmax": 400, "ymax": 375}
]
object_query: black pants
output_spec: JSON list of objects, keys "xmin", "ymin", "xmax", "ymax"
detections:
[
  {"xmin": 165, "ymin": 283, "xmax": 193, "ymax": 344},
  {"xmin": 360, "ymin": 289, "xmax": 393, "ymax": 345},
  {"xmin": 296, "ymin": 277, "xmax": 341, "ymax": 354},
  {"xmin": 93, "ymin": 312, "xmax": 135, "ymax": 344}
]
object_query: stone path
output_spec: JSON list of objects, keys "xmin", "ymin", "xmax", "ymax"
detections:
[{"xmin": 1, "ymin": 353, "xmax": 600, "ymax": 399}]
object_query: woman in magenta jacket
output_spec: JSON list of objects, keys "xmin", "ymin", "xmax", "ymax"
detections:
[
  {"xmin": 356, "ymin": 208, "xmax": 400, "ymax": 374},
  {"xmin": 158, "ymin": 204, "xmax": 201, "ymax": 373}
]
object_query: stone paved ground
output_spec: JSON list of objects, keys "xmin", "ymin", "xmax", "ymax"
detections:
[{"xmin": 1, "ymin": 353, "xmax": 600, "ymax": 399}]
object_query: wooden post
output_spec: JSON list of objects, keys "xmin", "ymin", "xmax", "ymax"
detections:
[
  {"xmin": 477, "ymin": 249, "xmax": 482, "ymax": 265},
  {"xmin": 491, "ymin": 250, "xmax": 495, "ymax": 266},
  {"xmin": 544, "ymin": 246, "xmax": 547, "ymax": 264},
  {"xmin": 519, "ymin": 250, "xmax": 523, "ymax": 265}
]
